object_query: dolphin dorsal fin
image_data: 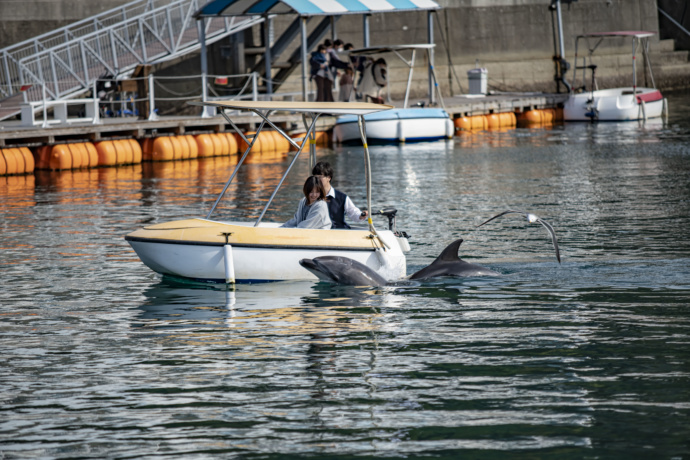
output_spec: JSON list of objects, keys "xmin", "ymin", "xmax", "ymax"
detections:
[{"xmin": 436, "ymin": 239, "xmax": 464, "ymax": 262}]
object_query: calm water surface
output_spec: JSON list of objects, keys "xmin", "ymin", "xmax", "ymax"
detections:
[{"xmin": 2, "ymin": 92, "xmax": 690, "ymax": 459}]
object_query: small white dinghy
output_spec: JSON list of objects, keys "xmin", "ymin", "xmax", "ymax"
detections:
[
  {"xmin": 563, "ymin": 31, "xmax": 668, "ymax": 122},
  {"xmin": 332, "ymin": 44, "xmax": 453, "ymax": 144},
  {"xmin": 125, "ymin": 101, "xmax": 410, "ymax": 284}
]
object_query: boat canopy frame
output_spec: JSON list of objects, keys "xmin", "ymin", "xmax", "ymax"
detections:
[
  {"xmin": 346, "ymin": 44, "xmax": 444, "ymax": 110},
  {"xmin": 188, "ymin": 100, "xmax": 394, "ymax": 247},
  {"xmin": 572, "ymin": 31, "xmax": 658, "ymax": 97},
  {"xmin": 192, "ymin": 0, "xmax": 441, "ymax": 104}
]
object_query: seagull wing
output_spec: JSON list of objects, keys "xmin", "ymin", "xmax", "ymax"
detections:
[
  {"xmin": 536, "ymin": 218, "xmax": 561, "ymax": 264},
  {"xmin": 476, "ymin": 210, "xmax": 525, "ymax": 228}
]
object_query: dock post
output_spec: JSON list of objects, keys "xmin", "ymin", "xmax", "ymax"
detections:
[
  {"xmin": 427, "ymin": 11, "xmax": 435, "ymax": 106},
  {"xmin": 148, "ymin": 73, "xmax": 158, "ymax": 121}
]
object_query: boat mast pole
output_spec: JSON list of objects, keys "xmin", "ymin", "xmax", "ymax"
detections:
[
  {"xmin": 632, "ymin": 36, "xmax": 637, "ymax": 97},
  {"xmin": 255, "ymin": 113, "xmax": 321, "ymax": 227},
  {"xmin": 205, "ymin": 116, "xmax": 268, "ymax": 220},
  {"xmin": 357, "ymin": 115, "xmax": 390, "ymax": 249},
  {"xmin": 427, "ymin": 11, "xmax": 435, "ymax": 106},
  {"xmin": 403, "ymin": 49, "xmax": 415, "ymax": 109},
  {"xmin": 301, "ymin": 17, "xmax": 308, "ymax": 101}
]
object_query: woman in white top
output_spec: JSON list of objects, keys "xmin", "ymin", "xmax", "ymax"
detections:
[{"xmin": 281, "ymin": 176, "xmax": 332, "ymax": 230}]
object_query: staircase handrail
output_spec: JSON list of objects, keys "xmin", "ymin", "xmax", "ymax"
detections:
[
  {"xmin": 658, "ymin": 7, "xmax": 690, "ymax": 39},
  {"xmin": 4, "ymin": 0, "xmax": 258, "ymax": 104},
  {"xmin": 0, "ymin": 0, "xmax": 168, "ymax": 69}
]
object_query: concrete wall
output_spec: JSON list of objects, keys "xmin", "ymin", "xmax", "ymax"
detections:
[
  {"xmin": 3, "ymin": 0, "xmax": 686, "ymax": 99},
  {"xmin": 0, "ymin": 0, "xmax": 131, "ymax": 49},
  {"xmin": 271, "ymin": 0, "xmax": 670, "ymax": 98}
]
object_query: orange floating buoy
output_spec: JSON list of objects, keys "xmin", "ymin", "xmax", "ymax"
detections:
[
  {"xmin": 209, "ymin": 133, "xmax": 223, "ymax": 157},
  {"xmin": 0, "ymin": 150, "xmax": 6, "ymax": 175},
  {"xmin": 33, "ymin": 146, "xmax": 51, "ymax": 170},
  {"xmin": 140, "ymin": 138, "xmax": 155, "ymax": 161},
  {"xmin": 183, "ymin": 135, "xmax": 198, "ymax": 159},
  {"xmin": 223, "ymin": 132, "xmax": 238, "ymax": 155},
  {"xmin": 454, "ymin": 115, "xmax": 489, "ymax": 131},
  {"xmin": 111, "ymin": 140, "xmax": 127, "ymax": 165},
  {"xmin": 486, "ymin": 114, "xmax": 501, "ymax": 130},
  {"xmin": 96, "ymin": 141, "xmax": 117, "ymax": 166},
  {"xmin": 174, "ymin": 135, "xmax": 189, "ymax": 159},
  {"xmin": 2, "ymin": 148, "xmax": 19, "ymax": 175},
  {"xmin": 215, "ymin": 133, "xmax": 230, "ymax": 156},
  {"xmin": 71, "ymin": 143, "xmax": 88, "ymax": 169},
  {"xmin": 315, "ymin": 131, "xmax": 331, "ymax": 146},
  {"xmin": 259, "ymin": 131, "xmax": 275, "ymax": 153},
  {"xmin": 18, "ymin": 147, "xmax": 35, "ymax": 174},
  {"xmin": 84, "ymin": 143, "xmax": 98, "ymax": 167},
  {"xmin": 169, "ymin": 136, "xmax": 183, "ymax": 160},
  {"xmin": 500, "ymin": 112, "xmax": 517, "ymax": 128},
  {"xmin": 195, "ymin": 134, "xmax": 215, "ymax": 157},
  {"xmin": 128, "ymin": 139, "xmax": 142, "ymax": 164},
  {"xmin": 244, "ymin": 131, "xmax": 262, "ymax": 153},
  {"xmin": 50, "ymin": 144, "xmax": 73, "ymax": 170},
  {"xmin": 152, "ymin": 137, "xmax": 174, "ymax": 161}
]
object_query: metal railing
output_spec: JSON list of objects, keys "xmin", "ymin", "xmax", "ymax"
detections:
[
  {"xmin": 658, "ymin": 7, "xmax": 690, "ymax": 39},
  {"xmin": 0, "ymin": 0, "xmax": 262, "ymax": 108},
  {"xmin": 3, "ymin": 72, "xmax": 318, "ymax": 127}
]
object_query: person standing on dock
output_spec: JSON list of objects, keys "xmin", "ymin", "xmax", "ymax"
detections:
[
  {"xmin": 312, "ymin": 161, "xmax": 368, "ymax": 229},
  {"xmin": 310, "ymin": 45, "xmax": 332, "ymax": 102}
]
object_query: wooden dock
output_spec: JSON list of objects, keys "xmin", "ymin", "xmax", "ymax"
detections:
[{"xmin": 0, "ymin": 92, "xmax": 568, "ymax": 148}]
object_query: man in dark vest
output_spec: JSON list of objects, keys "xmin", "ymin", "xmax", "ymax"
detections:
[{"xmin": 312, "ymin": 161, "xmax": 368, "ymax": 229}]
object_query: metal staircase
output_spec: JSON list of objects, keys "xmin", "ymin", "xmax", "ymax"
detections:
[{"xmin": 0, "ymin": 0, "xmax": 262, "ymax": 119}]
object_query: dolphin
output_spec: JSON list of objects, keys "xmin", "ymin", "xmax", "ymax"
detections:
[
  {"xmin": 299, "ymin": 239, "xmax": 498, "ymax": 286},
  {"xmin": 408, "ymin": 239, "xmax": 500, "ymax": 279},
  {"xmin": 299, "ymin": 256, "xmax": 389, "ymax": 286}
]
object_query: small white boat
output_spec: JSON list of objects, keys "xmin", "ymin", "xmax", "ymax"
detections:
[
  {"xmin": 125, "ymin": 101, "xmax": 410, "ymax": 284},
  {"xmin": 563, "ymin": 31, "xmax": 668, "ymax": 122},
  {"xmin": 332, "ymin": 44, "xmax": 453, "ymax": 144}
]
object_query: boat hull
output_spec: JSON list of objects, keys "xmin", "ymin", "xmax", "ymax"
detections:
[
  {"xmin": 563, "ymin": 88, "xmax": 664, "ymax": 121},
  {"xmin": 333, "ymin": 108, "xmax": 453, "ymax": 144},
  {"xmin": 125, "ymin": 219, "xmax": 407, "ymax": 283}
]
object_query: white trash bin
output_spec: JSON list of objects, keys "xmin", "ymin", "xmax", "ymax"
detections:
[{"xmin": 467, "ymin": 68, "xmax": 488, "ymax": 95}]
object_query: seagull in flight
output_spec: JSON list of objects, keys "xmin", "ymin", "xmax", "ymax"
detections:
[{"xmin": 477, "ymin": 210, "xmax": 561, "ymax": 264}]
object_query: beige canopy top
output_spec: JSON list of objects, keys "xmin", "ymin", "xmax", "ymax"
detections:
[{"xmin": 188, "ymin": 100, "xmax": 394, "ymax": 115}]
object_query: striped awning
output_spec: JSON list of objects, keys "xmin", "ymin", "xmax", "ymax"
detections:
[{"xmin": 195, "ymin": 0, "xmax": 440, "ymax": 17}]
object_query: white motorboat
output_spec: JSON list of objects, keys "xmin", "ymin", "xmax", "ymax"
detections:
[
  {"xmin": 332, "ymin": 44, "xmax": 454, "ymax": 144},
  {"xmin": 563, "ymin": 31, "xmax": 668, "ymax": 122},
  {"xmin": 125, "ymin": 101, "xmax": 410, "ymax": 284}
]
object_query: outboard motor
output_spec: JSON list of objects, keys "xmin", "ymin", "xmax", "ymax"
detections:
[{"xmin": 372, "ymin": 207, "xmax": 411, "ymax": 252}]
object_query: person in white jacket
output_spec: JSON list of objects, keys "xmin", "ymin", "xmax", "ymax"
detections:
[{"xmin": 281, "ymin": 176, "xmax": 332, "ymax": 230}]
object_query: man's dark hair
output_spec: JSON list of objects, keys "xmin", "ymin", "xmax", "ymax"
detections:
[
  {"xmin": 344, "ymin": 43, "xmax": 354, "ymax": 50},
  {"xmin": 324, "ymin": 39, "xmax": 333, "ymax": 48},
  {"xmin": 334, "ymin": 39, "xmax": 344, "ymax": 47},
  {"xmin": 312, "ymin": 161, "xmax": 333, "ymax": 179}
]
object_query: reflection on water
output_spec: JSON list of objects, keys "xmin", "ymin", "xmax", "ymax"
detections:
[{"xmin": 1, "ymin": 91, "xmax": 690, "ymax": 458}]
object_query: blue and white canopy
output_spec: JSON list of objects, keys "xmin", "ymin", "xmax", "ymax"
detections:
[{"xmin": 195, "ymin": 0, "xmax": 440, "ymax": 17}]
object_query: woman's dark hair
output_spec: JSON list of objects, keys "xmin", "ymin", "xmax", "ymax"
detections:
[
  {"xmin": 324, "ymin": 39, "xmax": 333, "ymax": 48},
  {"xmin": 344, "ymin": 43, "xmax": 354, "ymax": 50},
  {"xmin": 303, "ymin": 176, "xmax": 327, "ymax": 203},
  {"xmin": 334, "ymin": 39, "xmax": 344, "ymax": 47},
  {"xmin": 311, "ymin": 161, "xmax": 333, "ymax": 179},
  {"xmin": 317, "ymin": 44, "xmax": 326, "ymax": 53}
]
